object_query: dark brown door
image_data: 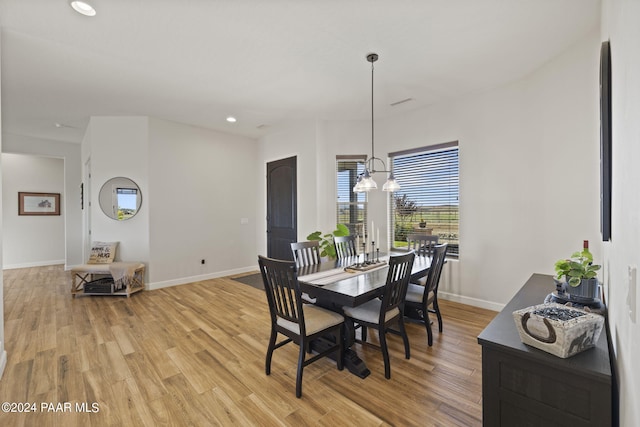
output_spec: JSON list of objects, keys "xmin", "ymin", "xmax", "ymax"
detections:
[{"xmin": 266, "ymin": 156, "xmax": 297, "ymax": 260}]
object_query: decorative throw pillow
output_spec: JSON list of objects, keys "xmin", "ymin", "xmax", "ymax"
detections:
[{"xmin": 88, "ymin": 241, "xmax": 119, "ymax": 264}]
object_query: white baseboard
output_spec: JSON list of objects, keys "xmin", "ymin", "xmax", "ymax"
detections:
[
  {"xmin": 2, "ymin": 261, "xmax": 503, "ymax": 312},
  {"xmin": 0, "ymin": 348, "xmax": 7, "ymax": 380},
  {"xmin": 439, "ymin": 291, "xmax": 505, "ymax": 312},
  {"xmin": 146, "ymin": 265, "xmax": 258, "ymax": 291},
  {"xmin": 2, "ymin": 260, "xmax": 65, "ymax": 270}
]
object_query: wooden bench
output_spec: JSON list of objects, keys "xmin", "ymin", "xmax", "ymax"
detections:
[{"xmin": 71, "ymin": 262, "xmax": 145, "ymax": 297}]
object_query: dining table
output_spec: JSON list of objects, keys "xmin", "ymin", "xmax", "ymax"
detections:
[{"xmin": 297, "ymin": 251, "xmax": 432, "ymax": 378}]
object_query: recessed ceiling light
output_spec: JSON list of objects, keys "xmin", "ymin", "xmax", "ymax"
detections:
[
  {"xmin": 69, "ymin": 1, "xmax": 96, "ymax": 17},
  {"xmin": 226, "ymin": 116, "xmax": 237, "ymax": 123}
]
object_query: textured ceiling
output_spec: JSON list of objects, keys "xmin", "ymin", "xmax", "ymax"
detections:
[{"xmin": 0, "ymin": 0, "xmax": 600, "ymax": 143}]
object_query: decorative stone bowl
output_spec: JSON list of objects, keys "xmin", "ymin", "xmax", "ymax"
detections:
[{"xmin": 512, "ymin": 303, "xmax": 604, "ymax": 358}]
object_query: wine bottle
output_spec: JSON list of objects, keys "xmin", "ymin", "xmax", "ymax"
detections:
[{"xmin": 583, "ymin": 240, "xmax": 592, "ymax": 265}]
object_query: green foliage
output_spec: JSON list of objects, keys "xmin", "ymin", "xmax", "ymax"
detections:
[
  {"xmin": 394, "ymin": 222, "xmax": 414, "ymax": 243},
  {"xmin": 393, "ymin": 194, "xmax": 420, "ymax": 243},
  {"xmin": 394, "ymin": 194, "xmax": 418, "ymax": 218},
  {"xmin": 554, "ymin": 247, "xmax": 601, "ymax": 287},
  {"xmin": 307, "ymin": 224, "xmax": 350, "ymax": 259}
]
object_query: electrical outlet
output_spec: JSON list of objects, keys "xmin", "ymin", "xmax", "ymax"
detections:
[{"xmin": 201, "ymin": 259, "xmax": 206, "ymax": 265}]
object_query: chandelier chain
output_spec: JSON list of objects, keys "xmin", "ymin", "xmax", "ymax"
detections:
[
  {"xmin": 371, "ymin": 58, "xmax": 375, "ymax": 162},
  {"xmin": 353, "ymin": 53, "xmax": 400, "ymax": 192}
]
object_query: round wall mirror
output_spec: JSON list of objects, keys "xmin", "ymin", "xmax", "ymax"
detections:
[{"xmin": 99, "ymin": 177, "xmax": 142, "ymax": 221}]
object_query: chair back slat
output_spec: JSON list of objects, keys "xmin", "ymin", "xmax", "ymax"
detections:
[
  {"xmin": 380, "ymin": 252, "xmax": 415, "ymax": 321},
  {"xmin": 406, "ymin": 233, "xmax": 439, "ymax": 258},
  {"xmin": 258, "ymin": 256, "xmax": 305, "ymax": 331},
  {"xmin": 423, "ymin": 243, "xmax": 448, "ymax": 295},
  {"xmin": 290, "ymin": 241, "xmax": 322, "ymax": 267},
  {"xmin": 334, "ymin": 235, "xmax": 357, "ymax": 259}
]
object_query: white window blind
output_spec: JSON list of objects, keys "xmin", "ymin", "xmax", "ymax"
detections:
[
  {"xmin": 336, "ymin": 156, "xmax": 368, "ymax": 238},
  {"xmin": 389, "ymin": 142, "xmax": 459, "ymax": 256}
]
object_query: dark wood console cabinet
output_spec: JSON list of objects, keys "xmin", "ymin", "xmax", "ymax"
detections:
[{"xmin": 477, "ymin": 274, "xmax": 613, "ymax": 426}]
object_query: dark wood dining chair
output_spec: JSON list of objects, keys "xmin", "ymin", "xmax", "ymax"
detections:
[
  {"xmin": 290, "ymin": 241, "xmax": 322, "ymax": 303},
  {"xmin": 258, "ymin": 255, "xmax": 344, "ymax": 398},
  {"xmin": 341, "ymin": 252, "xmax": 415, "ymax": 379},
  {"xmin": 334, "ymin": 235, "xmax": 357, "ymax": 259},
  {"xmin": 406, "ymin": 233, "xmax": 439, "ymax": 258},
  {"xmin": 290, "ymin": 241, "xmax": 322, "ymax": 267},
  {"xmin": 404, "ymin": 243, "xmax": 448, "ymax": 346}
]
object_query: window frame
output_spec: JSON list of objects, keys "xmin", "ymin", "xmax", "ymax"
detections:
[
  {"xmin": 336, "ymin": 155, "xmax": 368, "ymax": 239},
  {"xmin": 388, "ymin": 141, "xmax": 459, "ymax": 257}
]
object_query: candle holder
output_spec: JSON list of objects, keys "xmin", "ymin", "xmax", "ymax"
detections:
[
  {"xmin": 376, "ymin": 248, "xmax": 380, "ymax": 263},
  {"xmin": 370, "ymin": 241, "xmax": 376, "ymax": 264}
]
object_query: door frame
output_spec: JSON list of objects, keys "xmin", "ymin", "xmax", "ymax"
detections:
[{"xmin": 266, "ymin": 156, "xmax": 297, "ymax": 260}]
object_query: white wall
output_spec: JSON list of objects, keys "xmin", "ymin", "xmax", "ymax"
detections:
[
  {"xmin": 601, "ymin": 0, "xmax": 640, "ymax": 425},
  {"xmin": 147, "ymin": 118, "xmax": 259, "ymax": 288},
  {"xmin": 256, "ymin": 120, "xmax": 319, "ymax": 254},
  {"xmin": 384, "ymin": 31, "xmax": 602, "ymax": 308},
  {"xmin": 259, "ymin": 30, "xmax": 601, "ymax": 312},
  {"xmin": 2, "ymin": 134, "xmax": 83, "ymax": 267},
  {"xmin": 1, "ymin": 153, "xmax": 65, "ymax": 268},
  {"xmin": 319, "ymin": 120, "xmax": 372, "ymax": 235},
  {"xmin": 83, "ymin": 117, "xmax": 150, "ymax": 266},
  {"xmin": 82, "ymin": 116, "xmax": 260, "ymax": 289},
  {"xmin": 0, "ymin": 29, "xmax": 5, "ymax": 378}
]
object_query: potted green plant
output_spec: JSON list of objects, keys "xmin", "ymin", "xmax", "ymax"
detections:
[
  {"xmin": 554, "ymin": 246, "xmax": 601, "ymax": 302},
  {"xmin": 307, "ymin": 224, "xmax": 350, "ymax": 259},
  {"xmin": 418, "ymin": 213, "xmax": 427, "ymax": 229}
]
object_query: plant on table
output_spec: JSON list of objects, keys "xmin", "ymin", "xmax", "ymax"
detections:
[
  {"xmin": 554, "ymin": 246, "xmax": 601, "ymax": 287},
  {"xmin": 306, "ymin": 223, "xmax": 350, "ymax": 259}
]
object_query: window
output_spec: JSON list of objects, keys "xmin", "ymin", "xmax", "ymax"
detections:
[
  {"xmin": 115, "ymin": 187, "xmax": 139, "ymax": 220},
  {"xmin": 389, "ymin": 142, "xmax": 459, "ymax": 256},
  {"xmin": 336, "ymin": 156, "xmax": 367, "ymax": 238}
]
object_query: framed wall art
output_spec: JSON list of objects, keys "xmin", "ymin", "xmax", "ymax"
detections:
[
  {"xmin": 18, "ymin": 192, "xmax": 61, "ymax": 216},
  {"xmin": 600, "ymin": 40, "xmax": 612, "ymax": 242}
]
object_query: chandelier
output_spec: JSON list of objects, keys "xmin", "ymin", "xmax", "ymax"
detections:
[{"xmin": 353, "ymin": 53, "xmax": 400, "ymax": 193}]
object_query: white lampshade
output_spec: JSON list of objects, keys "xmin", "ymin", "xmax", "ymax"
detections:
[
  {"xmin": 357, "ymin": 169, "xmax": 377, "ymax": 192},
  {"xmin": 353, "ymin": 176, "xmax": 363, "ymax": 192},
  {"xmin": 382, "ymin": 173, "xmax": 401, "ymax": 192},
  {"xmin": 359, "ymin": 177, "xmax": 377, "ymax": 191}
]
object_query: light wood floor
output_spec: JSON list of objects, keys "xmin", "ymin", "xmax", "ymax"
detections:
[{"xmin": 0, "ymin": 265, "xmax": 497, "ymax": 427}]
